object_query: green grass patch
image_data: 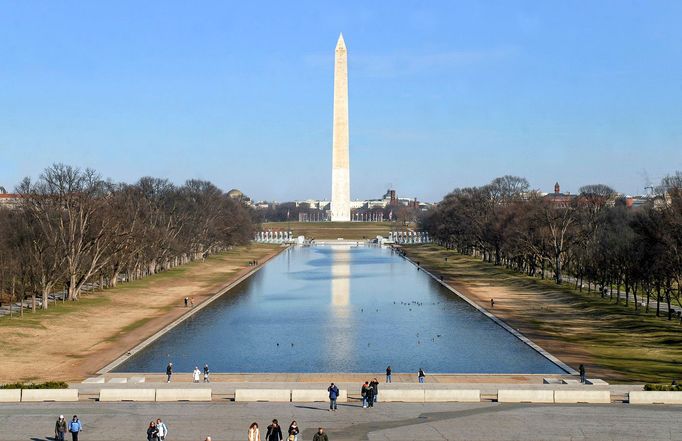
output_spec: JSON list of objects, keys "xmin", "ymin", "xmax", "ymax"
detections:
[{"xmin": 1, "ymin": 381, "xmax": 68, "ymax": 389}]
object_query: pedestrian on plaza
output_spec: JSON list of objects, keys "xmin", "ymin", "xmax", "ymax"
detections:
[
  {"xmin": 366, "ymin": 381, "xmax": 375, "ymax": 407},
  {"xmin": 166, "ymin": 362, "xmax": 173, "ymax": 383},
  {"xmin": 361, "ymin": 381, "xmax": 370, "ymax": 408},
  {"xmin": 579, "ymin": 364, "xmax": 586, "ymax": 383},
  {"xmin": 184, "ymin": 297, "xmax": 189, "ymax": 307},
  {"xmin": 312, "ymin": 427, "xmax": 329, "ymax": 441},
  {"xmin": 146, "ymin": 421, "xmax": 158, "ymax": 441},
  {"xmin": 193, "ymin": 366, "xmax": 201, "ymax": 383},
  {"xmin": 287, "ymin": 420, "xmax": 299, "ymax": 441},
  {"xmin": 418, "ymin": 368, "xmax": 426, "ymax": 384},
  {"xmin": 55, "ymin": 415, "xmax": 67, "ymax": 441},
  {"xmin": 68, "ymin": 415, "xmax": 82, "ymax": 441},
  {"xmin": 248, "ymin": 422, "xmax": 261, "ymax": 441},
  {"xmin": 156, "ymin": 418, "xmax": 168, "ymax": 441},
  {"xmin": 204, "ymin": 363, "xmax": 210, "ymax": 382},
  {"xmin": 265, "ymin": 419, "xmax": 283, "ymax": 441},
  {"xmin": 190, "ymin": 297, "xmax": 195, "ymax": 308},
  {"xmin": 385, "ymin": 366, "xmax": 392, "ymax": 383},
  {"xmin": 327, "ymin": 382, "xmax": 340, "ymax": 411},
  {"xmin": 370, "ymin": 378, "xmax": 379, "ymax": 403},
  {"xmin": 490, "ymin": 298, "xmax": 495, "ymax": 308}
]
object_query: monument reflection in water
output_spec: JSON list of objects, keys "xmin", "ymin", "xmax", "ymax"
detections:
[{"xmin": 114, "ymin": 245, "xmax": 566, "ymax": 374}]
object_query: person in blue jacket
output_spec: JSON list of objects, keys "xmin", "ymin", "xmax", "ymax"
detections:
[
  {"xmin": 68, "ymin": 415, "xmax": 82, "ymax": 441},
  {"xmin": 327, "ymin": 382, "xmax": 340, "ymax": 411}
]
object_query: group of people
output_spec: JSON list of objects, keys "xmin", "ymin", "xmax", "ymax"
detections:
[
  {"xmin": 54, "ymin": 415, "xmax": 82, "ymax": 441},
  {"xmin": 360, "ymin": 379, "xmax": 380, "ymax": 408},
  {"xmin": 146, "ymin": 418, "xmax": 169, "ymax": 441},
  {"xmin": 246, "ymin": 420, "xmax": 328, "ymax": 441},
  {"xmin": 165, "ymin": 362, "xmax": 210, "ymax": 383}
]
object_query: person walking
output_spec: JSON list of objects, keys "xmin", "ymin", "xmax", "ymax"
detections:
[
  {"xmin": 287, "ymin": 421, "xmax": 299, "ymax": 441},
  {"xmin": 265, "ymin": 419, "xmax": 283, "ymax": 441},
  {"xmin": 55, "ymin": 415, "xmax": 67, "ymax": 441},
  {"xmin": 184, "ymin": 297, "xmax": 189, "ymax": 307},
  {"xmin": 327, "ymin": 382, "xmax": 340, "ymax": 411},
  {"xmin": 203, "ymin": 364, "xmax": 210, "ymax": 383},
  {"xmin": 248, "ymin": 422, "xmax": 261, "ymax": 441},
  {"xmin": 156, "ymin": 418, "xmax": 168, "ymax": 441},
  {"xmin": 193, "ymin": 366, "xmax": 201, "ymax": 383},
  {"xmin": 385, "ymin": 366, "xmax": 392, "ymax": 383},
  {"xmin": 68, "ymin": 415, "xmax": 82, "ymax": 441},
  {"xmin": 370, "ymin": 378, "xmax": 379, "ymax": 403},
  {"xmin": 166, "ymin": 362, "xmax": 173, "ymax": 383},
  {"xmin": 146, "ymin": 421, "xmax": 158, "ymax": 441},
  {"xmin": 579, "ymin": 364, "xmax": 586, "ymax": 383},
  {"xmin": 312, "ymin": 427, "xmax": 329, "ymax": 441},
  {"xmin": 418, "ymin": 368, "xmax": 426, "ymax": 384},
  {"xmin": 361, "ymin": 381, "xmax": 369, "ymax": 408}
]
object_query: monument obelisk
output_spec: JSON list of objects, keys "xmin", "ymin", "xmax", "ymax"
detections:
[{"xmin": 330, "ymin": 33, "xmax": 351, "ymax": 222}]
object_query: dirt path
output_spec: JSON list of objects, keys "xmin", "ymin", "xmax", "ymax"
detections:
[
  {"xmin": 402, "ymin": 245, "xmax": 682, "ymax": 383},
  {"xmin": 0, "ymin": 244, "xmax": 281, "ymax": 383}
]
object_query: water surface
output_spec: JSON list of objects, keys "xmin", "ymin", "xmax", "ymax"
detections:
[{"xmin": 114, "ymin": 245, "xmax": 565, "ymax": 374}]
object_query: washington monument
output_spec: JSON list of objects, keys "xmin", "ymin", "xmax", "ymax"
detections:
[{"xmin": 330, "ymin": 33, "xmax": 351, "ymax": 222}]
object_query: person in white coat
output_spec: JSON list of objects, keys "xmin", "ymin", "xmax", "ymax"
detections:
[{"xmin": 193, "ymin": 366, "xmax": 201, "ymax": 383}]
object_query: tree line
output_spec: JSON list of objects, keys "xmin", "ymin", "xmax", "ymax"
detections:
[
  {"xmin": 0, "ymin": 164, "xmax": 256, "ymax": 314},
  {"xmin": 422, "ymin": 173, "xmax": 682, "ymax": 320}
]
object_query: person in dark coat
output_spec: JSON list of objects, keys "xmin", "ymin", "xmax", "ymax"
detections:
[
  {"xmin": 312, "ymin": 428, "xmax": 329, "ymax": 441},
  {"xmin": 579, "ymin": 364, "xmax": 586, "ymax": 383},
  {"xmin": 265, "ymin": 419, "xmax": 283, "ymax": 441},
  {"xmin": 370, "ymin": 378, "xmax": 379, "ymax": 403}
]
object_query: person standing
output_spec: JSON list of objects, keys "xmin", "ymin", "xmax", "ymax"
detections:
[
  {"xmin": 193, "ymin": 366, "xmax": 201, "ymax": 383},
  {"xmin": 166, "ymin": 362, "xmax": 173, "ymax": 383},
  {"xmin": 366, "ymin": 382, "xmax": 375, "ymax": 407},
  {"xmin": 146, "ymin": 421, "xmax": 158, "ymax": 441},
  {"xmin": 248, "ymin": 422, "xmax": 261, "ymax": 441},
  {"xmin": 312, "ymin": 427, "xmax": 329, "ymax": 441},
  {"xmin": 370, "ymin": 378, "xmax": 379, "ymax": 403},
  {"xmin": 184, "ymin": 297, "xmax": 189, "ymax": 307},
  {"xmin": 361, "ymin": 381, "xmax": 369, "ymax": 408},
  {"xmin": 265, "ymin": 419, "xmax": 282, "ymax": 441},
  {"xmin": 203, "ymin": 364, "xmax": 210, "ymax": 383},
  {"xmin": 327, "ymin": 382, "xmax": 339, "ymax": 411},
  {"xmin": 55, "ymin": 415, "xmax": 67, "ymax": 441},
  {"xmin": 385, "ymin": 366, "xmax": 392, "ymax": 383},
  {"xmin": 156, "ymin": 418, "xmax": 168, "ymax": 441},
  {"xmin": 418, "ymin": 368, "xmax": 425, "ymax": 384},
  {"xmin": 68, "ymin": 415, "xmax": 82, "ymax": 441},
  {"xmin": 287, "ymin": 421, "xmax": 299, "ymax": 441},
  {"xmin": 579, "ymin": 364, "xmax": 586, "ymax": 383}
]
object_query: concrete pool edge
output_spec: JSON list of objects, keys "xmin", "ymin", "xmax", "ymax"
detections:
[
  {"xmin": 96, "ymin": 245, "xmax": 290, "ymax": 375},
  {"xmin": 399, "ymin": 249, "xmax": 579, "ymax": 376}
]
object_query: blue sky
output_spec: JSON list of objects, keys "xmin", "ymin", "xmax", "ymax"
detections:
[{"xmin": 1, "ymin": 1, "xmax": 681, "ymax": 201}]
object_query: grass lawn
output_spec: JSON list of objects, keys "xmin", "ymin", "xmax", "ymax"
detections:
[
  {"xmin": 0, "ymin": 243, "xmax": 281, "ymax": 382},
  {"xmin": 262, "ymin": 221, "xmax": 399, "ymax": 240},
  {"xmin": 402, "ymin": 244, "xmax": 682, "ymax": 383}
]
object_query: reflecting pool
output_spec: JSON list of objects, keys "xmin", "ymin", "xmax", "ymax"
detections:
[{"xmin": 114, "ymin": 245, "xmax": 566, "ymax": 374}]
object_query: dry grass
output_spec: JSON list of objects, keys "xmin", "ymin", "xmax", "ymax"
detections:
[
  {"xmin": 402, "ymin": 244, "xmax": 682, "ymax": 383},
  {"xmin": 0, "ymin": 244, "xmax": 281, "ymax": 382}
]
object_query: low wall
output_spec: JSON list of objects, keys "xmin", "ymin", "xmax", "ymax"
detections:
[
  {"xmin": 380, "ymin": 389, "xmax": 425, "ymax": 403},
  {"xmin": 156, "ymin": 388, "xmax": 211, "ymax": 402},
  {"xmin": 21, "ymin": 389, "xmax": 78, "ymax": 402},
  {"xmin": 424, "ymin": 389, "xmax": 480, "ymax": 402},
  {"xmin": 0, "ymin": 389, "xmax": 21, "ymax": 402},
  {"xmin": 629, "ymin": 391, "xmax": 682, "ymax": 404},
  {"xmin": 234, "ymin": 389, "xmax": 291, "ymax": 402},
  {"xmin": 554, "ymin": 390, "xmax": 611, "ymax": 404},
  {"xmin": 497, "ymin": 389, "xmax": 554, "ymax": 403},
  {"xmin": 291, "ymin": 389, "xmax": 348, "ymax": 403},
  {"xmin": 99, "ymin": 389, "xmax": 156, "ymax": 402}
]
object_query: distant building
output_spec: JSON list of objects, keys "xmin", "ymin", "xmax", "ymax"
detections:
[
  {"xmin": 0, "ymin": 189, "xmax": 21, "ymax": 209},
  {"xmin": 544, "ymin": 182, "xmax": 576, "ymax": 207}
]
